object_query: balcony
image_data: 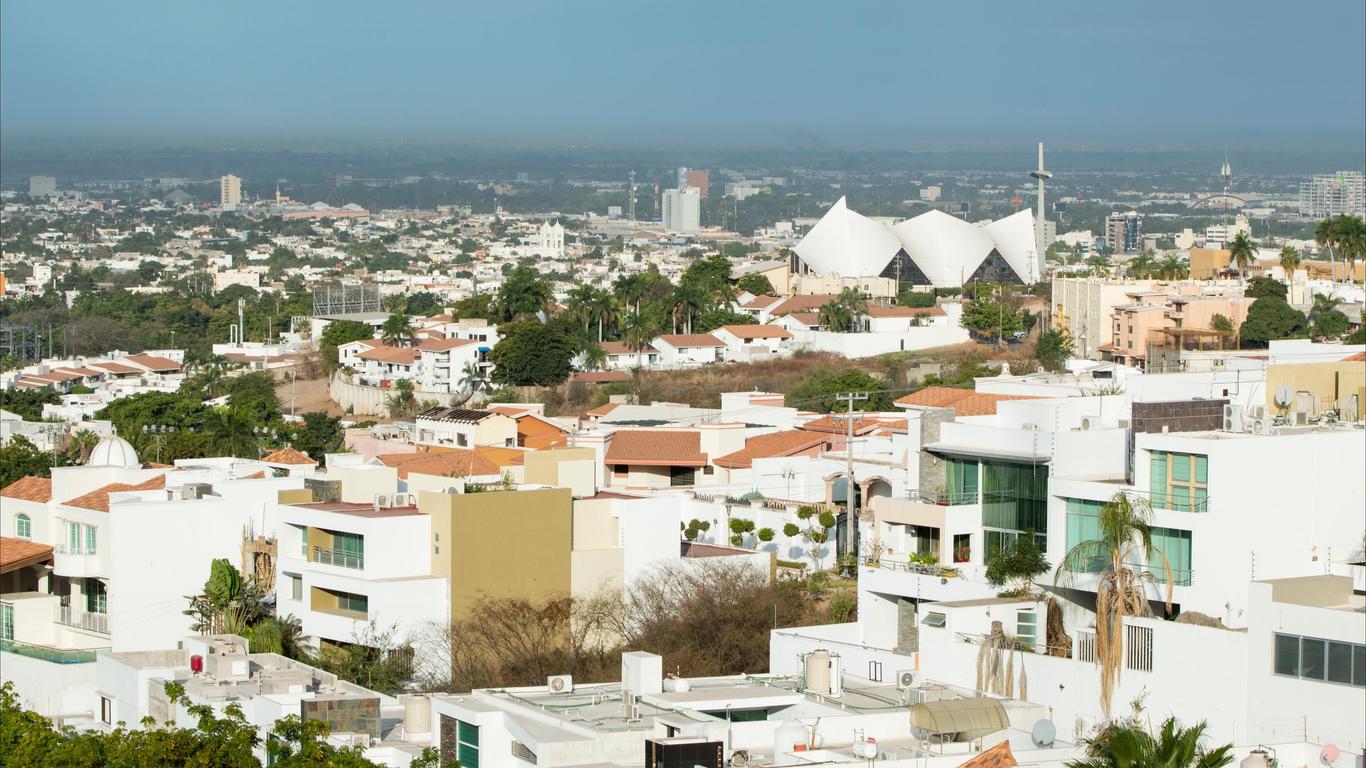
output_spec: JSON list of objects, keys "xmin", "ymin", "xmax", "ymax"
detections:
[
  {"xmin": 54, "ymin": 605, "xmax": 110, "ymax": 635},
  {"xmin": 1065, "ymin": 556, "xmax": 1192, "ymax": 587},
  {"xmin": 312, "ymin": 546, "xmax": 364, "ymax": 570},
  {"xmin": 0, "ymin": 639, "xmax": 102, "ymax": 664},
  {"xmin": 53, "ymin": 546, "xmax": 102, "ymax": 578},
  {"xmin": 906, "ymin": 489, "xmax": 979, "ymax": 506}
]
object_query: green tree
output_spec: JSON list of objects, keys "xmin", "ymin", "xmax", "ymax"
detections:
[
  {"xmin": 1239, "ymin": 296, "xmax": 1308, "ymax": 348},
  {"xmin": 287, "ymin": 411, "xmax": 344, "ymax": 462},
  {"xmin": 1068, "ymin": 717, "xmax": 1233, "ymax": 768},
  {"xmin": 1278, "ymin": 245, "xmax": 1301, "ymax": 275},
  {"xmin": 1209, "ymin": 314, "xmax": 1235, "ymax": 334},
  {"xmin": 495, "ymin": 266, "xmax": 551, "ymax": 321},
  {"xmin": 786, "ymin": 367, "xmax": 892, "ymax": 412},
  {"xmin": 960, "ymin": 285, "xmax": 1023, "ymax": 341},
  {"xmin": 226, "ymin": 371, "xmax": 282, "ymax": 426},
  {"xmin": 379, "ymin": 312, "xmax": 414, "ymax": 346},
  {"xmin": 0, "ymin": 388, "xmax": 60, "ymax": 420},
  {"xmin": 984, "ymin": 533, "xmax": 1050, "ymax": 596},
  {"xmin": 1309, "ymin": 292, "xmax": 1348, "ymax": 339},
  {"xmin": 1244, "ymin": 275, "xmax": 1287, "ymax": 300},
  {"xmin": 1227, "ymin": 232, "xmax": 1258, "ymax": 278},
  {"xmin": 1055, "ymin": 493, "xmax": 1173, "ymax": 718},
  {"xmin": 897, "ymin": 290, "xmax": 937, "ymax": 308},
  {"xmin": 1034, "ymin": 329, "xmax": 1074, "ymax": 372},
  {"xmin": 736, "ymin": 272, "xmax": 776, "ymax": 296},
  {"xmin": 488, "ymin": 322, "xmax": 577, "ymax": 386},
  {"xmin": 0, "ymin": 435, "xmax": 63, "ymax": 488},
  {"xmin": 319, "ymin": 320, "xmax": 376, "ymax": 372},
  {"xmin": 205, "ymin": 406, "xmax": 261, "ymax": 459}
]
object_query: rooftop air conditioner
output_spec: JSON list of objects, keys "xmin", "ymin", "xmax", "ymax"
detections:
[
  {"xmin": 547, "ymin": 675, "xmax": 572, "ymax": 694},
  {"xmin": 730, "ymin": 750, "xmax": 750, "ymax": 768},
  {"xmin": 1250, "ymin": 417, "xmax": 1274, "ymax": 435},
  {"xmin": 896, "ymin": 670, "xmax": 918, "ymax": 690},
  {"xmin": 1221, "ymin": 404, "xmax": 1243, "ymax": 433}
]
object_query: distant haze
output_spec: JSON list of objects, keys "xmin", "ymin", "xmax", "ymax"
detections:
[{"xmin": 2, "ymin": 0, "xmax": 1363, "ymax": 153}]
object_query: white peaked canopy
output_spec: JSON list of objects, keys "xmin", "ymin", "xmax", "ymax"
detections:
[
  {"xmin": 792, "ymin": 196, "xmax": 903, "ymax": 277},
  {"xmin": 794, "ymin": 199, "xmax": 1039, "ymax": 287}
]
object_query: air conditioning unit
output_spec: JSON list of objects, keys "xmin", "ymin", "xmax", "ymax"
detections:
[
  {"xmin": 730, "ymin": 750, "xmax": 751, "ymax": 768},
  {"xmin": 546, "ymin": 675, "xmax": 573, "ymax": 694},
  {"xmin": 896, "ymin": 670, "xmax": 918, "ymax": 690},
  {"xmin": 1250, "ymin": 417, "xmax": 1274, "ymax": 435},
  {"xmin": 1221, "ymin": 404, "xmax": 1243, "ymax": 432}
]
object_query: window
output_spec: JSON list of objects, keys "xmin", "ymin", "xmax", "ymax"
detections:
[
  {"xmin": 921, "ymin": 612, "xmax": 946, "ymax": 628},
  {"xmin": 0, "ymin": 602, "xmax": 13, "ymax": 641},
  {"xmin": 100, "ymin": 696, "xmax": 112, "ymax": 725},
  {"xmin": 1273, "ymin": 633, "xmax": 1365, "ymax": 687},
  {"xmin": 952, "ymin": 533, "xmax": 971, "ymax": 563},
  {"xmin": 85, "ymin": 578, "xmax": 107, "ymax": 614},
  {"xmin": 290, "ymin": 575, "xmax": 302, "ymax": 601},
  {"xmin": 944, "ymin": 459, "xmax": 979, "ymax": 504},
  {"xmin": 456, "ymin": 719, "xmax": 480, "ymax": 768},
  {"xmin": 67, "ymin": 521, "xmax": 81, "ymax": 553},
  {"xmin": 1148, "ymin": 527, "xmax": 1192, "ymax": 586},
  {"xmin": 1064, "ymin": 498, "xmax": 1105, "ymax": 573},
  {"xmin": 457, "ymin": 433, "xmax": 469, "ymax": 447},
  {"xmin": 85, "ymin": 525, "xmax": 97, "ymax": 555},
  {"xmin": 1016, "ymin": 611, "xmax": 1037, "ymax": 652},
  {"xmin": 669, "ymin": 466, "xmax": 696, "ymax": 487},
  {"xmin": 15, "ymin": 514, "xmax": 30, "ymax": 539},
  {"xmin": 980, "ymin": 460, "xmax": 1048, "ymax": 555},
  {"xmin": 337, "ymin": 591, "xmax": 368, "ymax": 616},
  {"xmin": 1149, "ymin": 451, "xmax": 1208, "ymax": 512}
]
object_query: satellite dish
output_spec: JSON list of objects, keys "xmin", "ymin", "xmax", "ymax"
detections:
[
  {"xmin": 1031, "ymin": 719, "xmax": 1056, "ymax": 748},
  {"xmin": 1321, "ymin": 744, "xmax": 1340, "ymax": 765},
  {"xmin": 1274, "ymin": 385, "xmax": 1294, "ymax": 409}
]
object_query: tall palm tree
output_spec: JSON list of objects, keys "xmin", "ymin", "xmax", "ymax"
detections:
[
  {"xmin": 817, "ymin": 300, "xmax": 851, "ymax": 333},
  {"xmin": 564, "ymin": 284, "xmax": 597, "ymax": 328},
  {"xmin": 205, "ymin": 407, "xmax": 260, "ymax": 458},
  {"xmin": 66, "ymin": 429, "xmax": 100, "ymax": 464},
  {"xmin": 1055, "ymin": 492, "xmax": 1173, "ymax": 719},
  {"xmin": 1068, "ymin": 717, "xmax": 1233, "ymax": 768},
  {"xmin": 1315, "ymin": 216, "xmax": 1341, "ymax": 281},
  {"xmin": 1157, "ymin": 253, "xmax": 1188, "ymax": 280},
  {"xmin": 380, "ymin": 312, "xmax": 413, "ymax": 346},
  {"xmin": 671, "ymin": 283, "xmax": 707, "ymax": 334},
  {"xmin": 587, "ymin": 287, "xmax": 618, "ymax": 343},
  {"xmin": 621, "ymin": 310, "xmax": 657, "ymax": 369},
  {"xmin": 1278, "ymin": 245, "xmax": 1301, "ymax": 276},
  {"xmin": 1126, "ymin": 253, "xmax": 1157, "ymax": 279},
  {"xmin": 838, "ymin": 286, "xmax": 868, "ymax": 326},
  {"xmin": 1227, "ymin": 232, "xmax": 1257, "ymax": 280},
  {"xmin": 581, "ymin": 343, "xmax": 608, "ymax": 371},
  {"xmin": 1333, "ymin": 214, "xmax": 1366, "ymax": 284}
]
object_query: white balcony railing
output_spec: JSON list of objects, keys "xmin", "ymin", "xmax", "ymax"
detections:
[
  {"xmin": 54, "ymin": 606, "xmax": 109, "ymax": 635},
  {"xmin": 312, "ymin": 546, "xmax": 364, "ymax": 570}
]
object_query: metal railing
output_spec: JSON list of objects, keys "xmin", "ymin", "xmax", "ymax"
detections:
[
  {"xmin": 55, "ymin": 544, "xmax": 96, "ymax": 556},
  {"xmin": 861, "ymin": 556, "xmax": 962, "ymax": 579},
  {"xmin": 0, "ymin": 639, "xmax": 103, "ymax": 664},
  {"xmin": 54, "ymin": 606, "xmax": 109, "ymax": 634},
  {"xmin": 312, "ymin": 546, "xmax": 364, "ymax": 570},
  {"xmin": 1066, "ymin": 556, "xmax": 1192, "ymax": 586},
  {"xmin": 906, "ymin": 489, "xmax": 979, "ymax": 506}
]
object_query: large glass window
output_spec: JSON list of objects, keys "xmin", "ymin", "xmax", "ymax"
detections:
[
  {"xmin": 85, "ymin": 525, "xmax": 97, "ymax": 555},
  {"xmin": 333, "ymin": 532, "xmax": 364, "ymax": 557},
  {"xmin": 981, "ymin": 460, "xmax": 1048, "ymax": 558},
  {"xmin": 0, "ymin": 602, "xmax": 13, "ymax": 641},
  {"xmin": 337, "ymin": 591, "xmax": 368, "ymax": 615},
  {"xmin": 15, "ymin": 514, "xmax": 30, "ymax": 539},
  {"xmin": 1149, "ymin": 451, "xmax": 1208, "ymax": 512},
  {"xmin": 944, "ymin": 459, "xmax": 979, "ymax": 504},
  {"xmin": 457, "ymin": 719, "xmax": 480, "ymax": 768},
  {"xmin": 85, "ymin": 578, "xmax": 107, "ymax": 614},
  {"xmin": 1148, "ymin": 527, "xmax": 1192, "ymax": 586},
  {"xmin": 1274, "ymin": 633, "xmax": 1365, "ymax": 687},
  {"xmin": 1064, "ymin": 498, "xmax": 1104, "ymax": 573}
]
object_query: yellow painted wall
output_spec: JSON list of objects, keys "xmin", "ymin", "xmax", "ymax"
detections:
[
  {"xmin": 445, "ymin": 487, "xmax": 573, "ymax": 622},
  {"xmin": 277, "ymin": 488, "xmax": 313, "ymax": 505},
  {"xmin": 1265, "ymin": 361, "xmax": 1366, "ymax": 412},
  {"xmin": 473, "ymin": 415, "xmax": 519, "ymax": 447},
  {"xmin": 525, "ymin": 448, "xmax": 598, "ymax": 496},
  {"xmin": 306, "ymin": 527, "xmax": 334, "ymax": 559},
  {"xmin": 420, "ymin": 491, "xmax": 455, "ymax": 580},
  {"xmin": 332, "ymin": 465, "xmax": 398, "ymax": 503},
  {"xmin": 1189, "ymin": 249, "xmax": 1231, "ymax": 280}
]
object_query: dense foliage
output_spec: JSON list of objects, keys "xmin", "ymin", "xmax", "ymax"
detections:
[{"xmin": 1239, "ymin": 296, "xmax": 1308, "ymax": 348}]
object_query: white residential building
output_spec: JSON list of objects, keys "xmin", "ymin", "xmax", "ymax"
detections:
[{"xmin": 662, "ymin": 187, "xmax": 701, "ymax": 232}]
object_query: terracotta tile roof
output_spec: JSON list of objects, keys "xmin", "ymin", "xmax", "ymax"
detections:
[
  {"xmin": 1343, "ymin": 351, "xmax": 1365, "ymax": 362},
  {"xmin": 605, "ymin": 430, "xmax": 708, "ymax": 467},
  {"xmin": 781, "ymin": 312, "xmax": 822, "ymax": 327},
  {"xmin": 955, "ymin": 741, "xmax": 1016, "ymax": 768},
  {"xmin": 770, "ymin": 294, "xmax": 840, "ymax": 315},
  {"xmin": 62, "ymin": 474, "xmax": 167, "ymax": 512},
  {"xmin": 656, "ymin": 333, "xmax": 724, "ymax": 348},
  {"xmin": 894, "ymin": 386, "xmax": 1042, "ymax": 417},
  {"xmin": 601, "ymin": 341, "xmax": 656, "ymax": 354},
  {"xmin": 377, "ymin": 446, "xmax": 525, "ymax": 478},
  {"xmin": 718, "ymin": 324, "xmax": 792, "ymax": 340},
  {"xmin": 417, "ymin": 337, "xmax": 477, "ymax": 352},
  {"xmin": 123, "ymin": 354, "xmax": 182, "ymax": 372},
  {"xmin": 55, "ymin": 366, "xmax": 103, "ymax": 377},
  {"xmin": 740, "ymin": 295, "xmax": 782, "ymax": 309},
  {"xmin": 262, "ymin": 446, "xmax": 318, "ymax": 465},
  {"xmin": 357, "ymin": 344, "xmax": 419, "ymax": 366},
  {"xmin": 801, "ymin": 414, "xmax": 885, "ymax": 435},
  {"xmin": 570, "ymin": 371, "xmax": 632, "ymax": 384},
  {"xmin": 1, "ymin": 476, "xmax": 53, "ymax": 502},
  {"xmin": 88, "ymin": 360, "xmax": 141, "ymax": 374},
  {"xmin": 864, "ymin": 305, "xmax": 945, "ymax": 317},
  {"xmin": 585, "ymin": 402, "xmax": 620, "ymax": 418},
  {"xmin": 713, "ymin": 430, "xmax": 833, "ymax": 469},
  {"xmin": 0, "ymin": 536, "xmax": 55, "ymax": 574}
]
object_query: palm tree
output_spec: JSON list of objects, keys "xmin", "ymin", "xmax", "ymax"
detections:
[
  {"xmin": 1334, "ymin": 214, "xmax": 1366, "ymax": 284},
  {"xmin": 1278, "ymin": 245, "xmax": 1301, "ymax": 276},
  {"xmin": 1068, "ymin": 717, "xmax": 1233, "ymax": 768},
  {"xmin": 1055, "ymin": 492, "xmax": 1173, "ymax": 719},
  {"xmin": 621, "ymin": 310, "xmax": 656, "ymax": 369},
  {"xmin": 380, "ymin": 312, "xmax": 413, "ymax": 346},
  {"xmin": 66, "ymin": 429, "xmax": 100, "ymax": 464},
  {"xmin": 205, "ymin": 407, "xmax": 260, "ymax": 458},
  {"xmin": 1227, "ymin": 232, "xmax": 1257, "ymax": 279},
  {"xmin": 587, "ymin": 287, "xmax": 618, "ymax": 343},
  {"xmin": 817, "ymin": 300, "xmax": 851, "ymax": 333},
  {"xmin": 1157, "ymin": 253, "xmax": 1188, "ymax": 280},
  {"xmin": 838, "ymin": 286, "xmax": 868, "ymax": 328},
  {"xmin": 1126, "ymin": 253, "xmax": 1157, "ymax": 279},
  {"xmin": 564, "ymin": 284, "xmax": 597, "ymax": 328},
  {"xmin": 581, "ymin": 343, "xmax": 608, "ymax": 372},
  {"xmin": 670, "ymin": 283, "xmax": 707, "ymax": 334}
]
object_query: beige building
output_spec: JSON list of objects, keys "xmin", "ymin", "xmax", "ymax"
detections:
[
  {"xmin": 1189, "ymin": 248, "xmax": 1231, "ymax": 279},
  {"xmin": 1052, "ymin": 276, "xmax": 1156, "ymax": 359},
  {"xmin": 220, "ymin": 174, "xmax": 242, "ymax": 209}
]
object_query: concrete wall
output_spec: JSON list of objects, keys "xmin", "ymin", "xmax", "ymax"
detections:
[
  {"xmin": 447, "ymin": 488, "xmax": 573, "ymax": 622},
  {"xmin": 1265, "ymin": 360, "xmax": 1366, "ymax": 413},
  {"xmin": 802, "ymin": 327, "xmax": 969, "ymax": 358},
  {"xmin": 0, "ymin": 651, "xmax": 98, "ymax": 718},
  {"xmin": 330, "ymin": 374, "xmax": 468, "ymax": 416}
]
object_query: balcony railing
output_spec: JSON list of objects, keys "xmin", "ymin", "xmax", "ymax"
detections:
[
  {"xmin": 312, "ymin": 546, "xmax": 364, "ymax": 570},
  {"xmin": 861, "ymin": 556, "xmax": 962, "ymax": 579},
  {"xmin": 54, "ymin": 605, "xmax": 109, "ymax": 634},
  {"xmin": 906, "ymin": 489, "xmax": 979, "ymax": 506},
  {"xmin": 0, "ymin": 639, "xmax": 103, "ymax": 664},
  {"xmin": 1065, "ymin": 556, "xmax": 1192, "ymax": 586}
]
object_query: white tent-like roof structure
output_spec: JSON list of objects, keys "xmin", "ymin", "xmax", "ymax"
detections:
[{"xmin": 793, "ymin": 198, "xmax": 1038, "ymax": 287}]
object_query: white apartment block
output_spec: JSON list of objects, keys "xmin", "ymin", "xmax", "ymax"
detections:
[
  {"xmin": 1299, "ymin": 171, "xmax": 1364, "ymax": 218},
  {"xmin": 662, "ymin": 186, "xmax": 701, "ymax": 232}
]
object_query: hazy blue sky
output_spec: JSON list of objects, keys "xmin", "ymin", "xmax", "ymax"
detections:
[{"xmin": 3, "ymin": 0, "xmax": 1363, "ymax": 150}]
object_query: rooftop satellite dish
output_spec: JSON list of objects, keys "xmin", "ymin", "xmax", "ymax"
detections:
[
  {"xmin": 1031, "ymin": 719, "xmax": 1056, "ymax": 748},
  {"xmin": 1321, "ymin": 744, "xmax": 1340, "ymax": 765},
  {"xmin": 1274, "ymin": 385, "xmax": 1294, "ymax": 410}
]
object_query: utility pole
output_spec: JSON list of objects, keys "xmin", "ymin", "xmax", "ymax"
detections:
[{"xmin": 836, "ymin": 391, "xmax": 868, "ymax": 570}]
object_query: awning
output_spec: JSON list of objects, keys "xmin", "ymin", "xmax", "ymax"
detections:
[
  {"xmin": 911, "ymin": 698, "xmax": 1009, "ymax": 736},
  {"xmin": 922, "ymin": 443, "xmax": 1049, "ymax": 464}
]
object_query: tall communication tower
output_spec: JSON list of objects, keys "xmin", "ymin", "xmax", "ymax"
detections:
[
  {"xmin": 1221, "ymin": 155, "xmax": 1232, "ymax": 226},
  {"xmin": 1029, "ymin": 142, "xmax": 1053, "ymax": 283},
  {"xmin": 628, "ymin": 170, "xmax": 637, "ymax": 222}
]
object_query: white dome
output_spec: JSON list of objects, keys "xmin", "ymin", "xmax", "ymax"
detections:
[
  {"xmin": 794, "ymin": 197, "xmax": 904, "ymax": 277},
  {"xmin": 89, "ymin": 435, "xmax": 140, "ymax": 468}
]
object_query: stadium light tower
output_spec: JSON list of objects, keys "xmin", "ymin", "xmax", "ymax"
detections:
[{"xmin": 1029, "ymin": 142, "xmax": 1053, "ymax": 282}]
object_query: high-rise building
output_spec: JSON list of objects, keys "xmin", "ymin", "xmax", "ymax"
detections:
[
  {"xmin": 1299, "ymin": 171, "xmax": 1365, "ymax": 218},
  {"xmin": 685, "ymin": 169, "xmax": 710, "ymax": 198},
  {"xmin": 1105, "ymin": 211, "xmax": 1142, "ymax": 253},
  {"xmin": 662, "ymin": 187, "xmax": 701, "ymax": 232},
  {"xmin": 28, "ymin": 176, "xmax": 56, "ymax": 197},
  {"xmin": 220, "ymin": 174, "xmax": 242, "ymax": 209}
]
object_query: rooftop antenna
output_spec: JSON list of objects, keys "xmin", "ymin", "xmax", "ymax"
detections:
[
  {"xmin": 1029, "ymin": 142, "xmax": 1052, "ymax": 283},
  {"xmin": 628, "ymin": 170, "xmax": 637, "ymax": 222},
  {"xmin": 1220, "ymin": 153, "xmax": 1232, "ymax": 227}
]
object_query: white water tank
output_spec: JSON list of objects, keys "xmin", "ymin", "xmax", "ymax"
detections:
[
  {"xmin": 773, "ymin": 720, "xmax": 809, "ymax": 765},
  {"xmin": 403, "ymin": 695, "xmax": 431, "ymax": 737},
  {"xmin": 805, "ymin": 650, "xmax": 831, "ymax": 693}
]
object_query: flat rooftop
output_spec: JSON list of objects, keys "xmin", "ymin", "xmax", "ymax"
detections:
[{"xmin": 289, "ymin": 501, "xmax": 424, "ymax": 517}]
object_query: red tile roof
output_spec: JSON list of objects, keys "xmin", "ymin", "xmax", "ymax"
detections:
[
  {"xmin": 656, "ymin": 333, "xmax": 724, "ymax": 348},
  {"xmin": 63, "ymin": 474, "xmax": 167, "ymax": 512},
  {"xmin": 89, "ymin": 360, "xmax": 141, "ymax": 374},
  {"xmin": 261, "ymin": 446, "xmax": 318, "ymax": 466},
  {"xmin": 417, "ymin": 337, "xmax": 477, "ymax": 352},
  {"xmin": 123, "ymin": 354, "xmax": 182, "ymax": 372},
  {"xmin": 585, "ymin": 403, "xmax": 621, "ymax": 418},
  {"xmin": 801, "ymin": 415, "xmax": 885, "ymax": 435},
  {"xmin": 1, "ymin": 476, "xmax": 53, "ymax": 503},
  {"xmin": 864, "ymin": 305, "xmax": 946, "ymax": 317},
  {"xmin": 601, "ymin": 341, "xmax": 656, "ymax": 355},
  {"xmin": 713, "ymin": 430, "xmax": 833, "ymax": 469},
  {"xmin": 1343, "ymin": 351, "xmax": 1365, "ymax": 362},
  {"xmin": 955, "ymin": 741, "xmax": 1016, "ymax": 768},
  {"xmin": 894, "ymin": 386, "xmax": 1041, "ymax": 417},
  {"xmin": 357, "ymin": 345, "xmax": 419, "ymax": 366},
  {"xmin": 0, "ymin": 536, "xmax": 54, "ymax": 574},
  {"xmin": 718, "ymin": 324, "xmax": 792, "ymax": 340},
  {"xmin": 770, "ymin": 294, "xmax": 841, "ymax": 316},
  {"xmin": 740, "ymin": 295, "xmax": 782, "ymax": 309},
  {"xmin": 605, "ymin": 430, "xmax": 708, "ymax": 467},
  {"xmin": 377, "ymin": 446, "xmax": 524, "ymax": 478}
]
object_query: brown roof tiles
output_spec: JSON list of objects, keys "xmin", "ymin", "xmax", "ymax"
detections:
[
  {"xmin": 1, "ymin": 476, "xmax": 53, "ymax": 503},
  {"xmin": 605, "ymin": 430, "xmax": 708, "ymax": 467},
  {"xmin": 62, "ymin": 475, "xmax": 167, "ymax": 513},
  {"xmin": 894, "ymin": 386, "xmax": 1041, "ymax": 417}
]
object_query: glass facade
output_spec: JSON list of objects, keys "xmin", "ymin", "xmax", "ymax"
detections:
[
  {"xmin": 1149, "ymin": 451, "xmax": 1208, "ymax": 512},
  {"xmin": 1274, "ymin": 633, "xmax": 1365, "ymax": 687},
  {"xmin": 1148, "ymin": 527, "xmax": 1193, "ymax": 586},
  {"xmin": 945, "ymin": 458, "xmax": 979, "ymax": 503},
  {"xmin": 981, "ymin": 460, "xmax": 1048, "ymax": 557},
  {"xmin": 85, "ymin": 578, "xmax": 107, "ymax": 614},
  {"xmin": 1064, "ymin": 498, "xmax": 1105, "ymax": 573}
]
